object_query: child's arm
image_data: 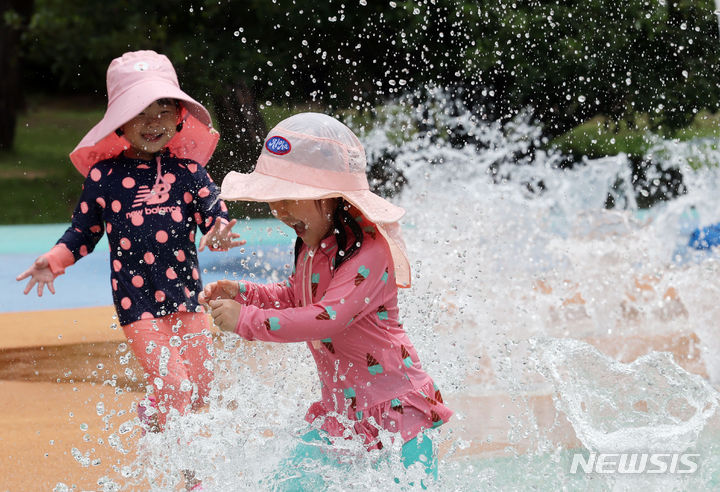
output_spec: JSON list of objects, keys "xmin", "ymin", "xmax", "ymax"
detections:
[
  {"xmin": 210, "ymin": 240, "xmax": 391, "ymax": 342},
  {"xmin": 198, "ymin": 217, "xmax": 244, "ymax": 251},
  {"xmin": 17, "ymin": 177, "xmax": 104, "ymax": 296},
  {"xmin": 15, "ymin": 248, "xmax": 70, "ymax": 296},
  {"xmin": 191, "ymin": 165, "xmax": 243, "ymax": 251},
  {"xmin": 200, "ymin": 277, "xmax": 296, "ymax": 309}
]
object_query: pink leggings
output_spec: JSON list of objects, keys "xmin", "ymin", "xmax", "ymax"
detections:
[{"xmin": 122, "ymin": 311, "xmax": 214, "ymax": 429}]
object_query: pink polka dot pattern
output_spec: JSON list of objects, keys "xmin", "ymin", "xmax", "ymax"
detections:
[{"xmin": 62, "ymin": 154, "xmax": 229, "ymax": 327}]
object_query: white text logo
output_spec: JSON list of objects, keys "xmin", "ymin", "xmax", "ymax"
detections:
[{"xmin": 569, "ymin": 453, "xmax": 700, "ymax": 474}]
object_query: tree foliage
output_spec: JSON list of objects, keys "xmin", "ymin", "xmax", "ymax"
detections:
[{"xmin": 19, "ymin": 0, "xmax": 720, "ymax": 150}]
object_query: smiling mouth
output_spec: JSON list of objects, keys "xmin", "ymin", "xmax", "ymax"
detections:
[{"xmin": 142, "ymin": 133, "xmax": 164, "ymax": 142}]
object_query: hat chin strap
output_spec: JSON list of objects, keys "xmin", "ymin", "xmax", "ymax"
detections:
[{"xmin": 176, "ymin": 109, "xmax": 189, "ymax": 132}]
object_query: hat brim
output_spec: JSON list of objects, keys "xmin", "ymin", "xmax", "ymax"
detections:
[
  {"xmin": 69, "ymin": 81, "xmax": 217, "ymax": 176},
  {"xmin": 220, "ymin": 170, "xmax": 405, "ymax": 224}
]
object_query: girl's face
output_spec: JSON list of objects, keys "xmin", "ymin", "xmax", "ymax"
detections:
[
  {"xmin": 120, "ymin": 100, "xmax": 180, "ymax": 160},
  {"xmin": 268, "ymin": 199, "xmax": 338, "ymax": 249}
]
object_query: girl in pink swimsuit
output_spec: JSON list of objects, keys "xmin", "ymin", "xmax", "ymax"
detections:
[{"xmin": 201, "ymin": 112, "xmax": 452, "ymax": 487}]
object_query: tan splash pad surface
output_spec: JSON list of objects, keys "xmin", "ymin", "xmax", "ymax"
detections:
[{"xmin": 0, "ymin": 306, "xmax": 709, "ymax": 490}]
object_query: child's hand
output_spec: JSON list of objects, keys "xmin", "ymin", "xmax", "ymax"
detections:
[
  {"xmin": 16, "ymin": 255, "xmax": 57, "ymax": 296},
  {"xmin": 199, "ymin": 218, "xmax": 245, "ymax": 252},
  {"xmin": 199, "ymin": 280, "xmax": 240, "ymax": 304},
  {"xmin": 207, "ymin": 299, "xmax": 243, "ymax": 332}
]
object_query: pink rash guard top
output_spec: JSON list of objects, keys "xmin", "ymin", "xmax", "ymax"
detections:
[{"xmin": 233, "ymin": 220, "xmax": 452, "ymax": 449}]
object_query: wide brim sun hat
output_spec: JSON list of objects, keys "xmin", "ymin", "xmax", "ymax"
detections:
[
  {"xmin": 221, "ymin": 112, "xmax": 411, "ymax": 287},
  {"xmin": 69, "ymin": 50, "xmax": 219, "ymax": 176}
]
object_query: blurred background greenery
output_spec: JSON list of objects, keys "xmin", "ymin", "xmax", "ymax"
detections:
[{"xmin": 2, "ymin": 0, "xmax": 720, "ymax": 222}]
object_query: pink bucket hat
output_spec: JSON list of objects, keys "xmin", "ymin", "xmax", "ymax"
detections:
[
  {"xmin": 221, "ymin": 112, "xmax": 411, "ymax": 287},
  {"xmin": 69, "ymin": 50, "xmax": 219, "ymax": 176}
]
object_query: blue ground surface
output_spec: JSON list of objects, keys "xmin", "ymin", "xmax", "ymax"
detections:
[{"xmin": 0, "ymin": 220, "xmax": 294, "ymax": 312}]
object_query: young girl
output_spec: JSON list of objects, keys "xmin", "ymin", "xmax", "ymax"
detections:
[
  {"xmin": 201, "ymin": 112, "xmax": 452, "ymax": 486},
  {"xmin": 16, "ymin": 51, "xmax": 242, "ymax": 445}
]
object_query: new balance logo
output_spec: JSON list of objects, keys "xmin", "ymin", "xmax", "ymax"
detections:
[{"xmin": 133, "ymin": 182, "xmax": 171, "ymax": 207}]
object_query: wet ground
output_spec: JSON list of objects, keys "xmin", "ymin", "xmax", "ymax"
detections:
[{"xmin": 0, "ymin": 305, "xmax": 709, "ymax": 490}]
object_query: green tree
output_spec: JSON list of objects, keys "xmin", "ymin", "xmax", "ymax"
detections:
[
  {"xmin": 0, "ymin": 0, "xmax": 34, "ymax": 150},
  {"xmin": 462, "ymin": 0, "xmax": 720, "ymax": 135},
  {"xmin": 20, "ymin": 0, "xmax": 720, "ymax": 152}
]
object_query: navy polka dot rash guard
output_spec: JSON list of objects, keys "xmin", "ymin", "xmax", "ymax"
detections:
[{"xmin": 56, "ymin": 152, "xmax": 229, "ymax": 326}]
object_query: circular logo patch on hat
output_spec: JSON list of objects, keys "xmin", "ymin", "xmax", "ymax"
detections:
[
  {"xmin": 265, "ymin": 136, "xmax": 291, "ymax": 155},
  {"xmin": 133, "ymin": 61, "xmax": 149, "ymax": 71}
]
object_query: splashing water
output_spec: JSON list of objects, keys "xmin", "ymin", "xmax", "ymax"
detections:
[
  {"xmin": 85, "ymin": 92, "xmax": 720, "ymax": 490},
  {"xmin": 534, "ymin": 337, "xmax": 718, "ymax": 453}
]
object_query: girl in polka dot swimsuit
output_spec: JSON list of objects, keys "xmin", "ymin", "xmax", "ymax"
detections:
[
  {"xmin": 201, "ymin": 113, "xmax": 452, "ymax": 487},
  {"xmin": 17, "ymin": 51, "xmax": 242, "ymax": 444}
]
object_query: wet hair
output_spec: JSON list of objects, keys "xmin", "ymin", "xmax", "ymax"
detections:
[{"xmin": 293, "ymin": 199, "xmax": 364, "ymax": 273}]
